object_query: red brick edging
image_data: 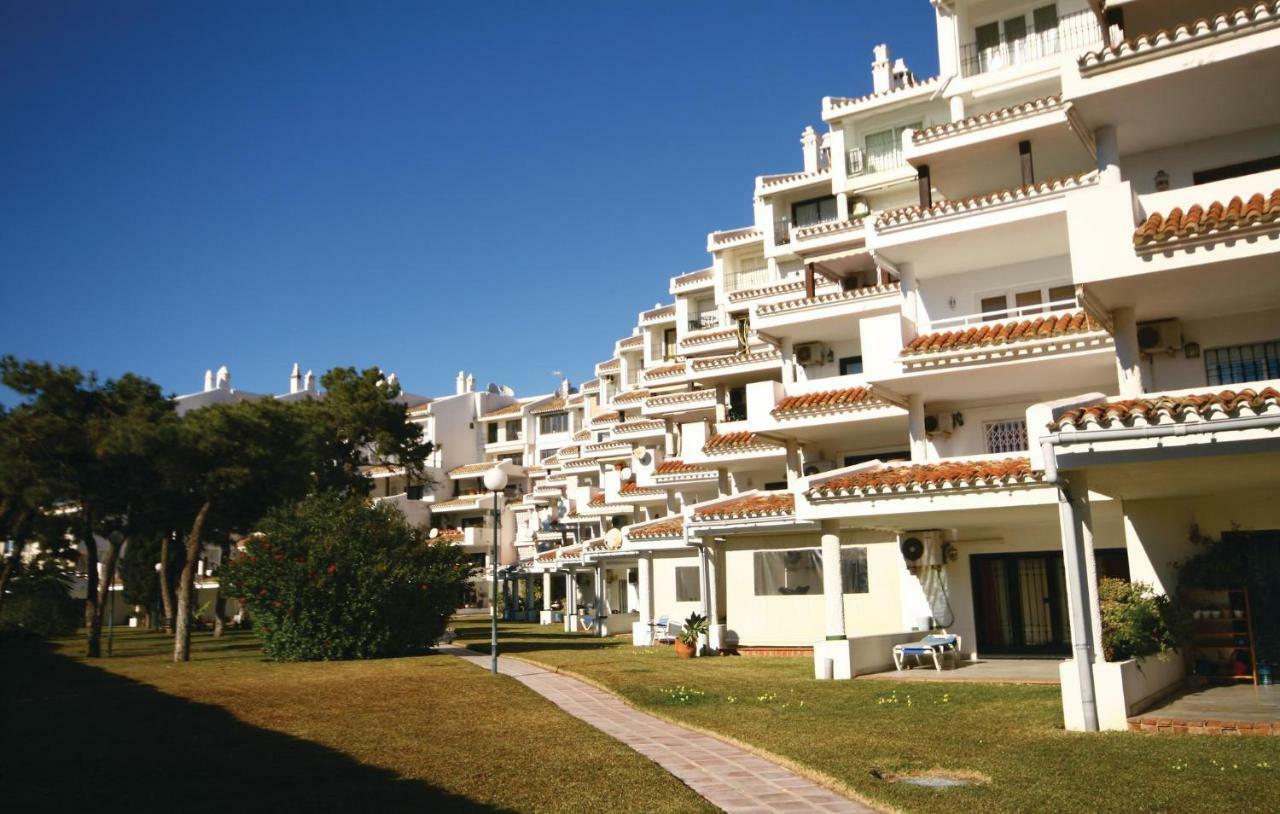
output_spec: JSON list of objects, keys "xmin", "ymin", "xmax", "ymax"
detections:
[{"xmin": 1128, "ymin": 716, "xmax": 1280, "ymax": 735}]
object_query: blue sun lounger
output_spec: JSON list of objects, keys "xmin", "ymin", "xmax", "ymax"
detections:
[{"xmin": 893, "ymin": 633, "xmax": 961, "ymax": 671}]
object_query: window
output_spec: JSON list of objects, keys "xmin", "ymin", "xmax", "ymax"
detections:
[
  {"xmin": 1002, "ymin": 14, "xmax": 1027, "ymax": 44},
  {"xmin": 727, "ymin": 386, "xmax": 747, "ymax": 422},
  {"xmin": 984, "ymin": 419, "xmax": 1029, "ymax": 454},
  {"xmin": 506, "ymin": 420, "xmax": 522, "ymax": 441},
  {"xmin": 1193, "ymin": 154, "xmax": 1280, "ymax": 185},
  {"xmin": 843, "ymin": 450, "xmax": 909, "ymax": 467},
  {"xmin": 841, "ymin": 547, "xmax": 869, "ymax": 594},
  {"xmin": 675, "ymin": 566, "xmax": 701, "ymax": 602},
  {"xmin": 539, "ymin": 447, "xmax": 559, "ymax": 461},
  {"xmin": 981, "ymin": 295, "xmax": 1009, "ymax": 318},
  {"xmin": 754, "ymin": 549, "xmax": 822, "ymax": 596},
  {"xmin": 663, "ymin": 328, "xmax": 677, "ymax": 360},
  {"xmin": 839, "ymin": 355, "xmax": 863, "ymax": 376},
  {"xmin": 486, "ymin": 423, "xmax": 499, "ymax": 444},
  {"xmin": 862, "ymin": 123, "xmax": 919, "ymax": 174},
  {"xmin": 1033, "ymin": 4, "xmax": 1059, "ymax": 34},
  {"xmin": 975, "ymin": 21, "xmax": 1000, "ymax": 53},
  {"xmin": 792, "ymin": 196, "xmax": 838, "ymax": 228},
  {"xmin": 406, "ymin": 484, "xmax": 425, "ymax": 500},
  {"xmin": 539, "ymin": 412, "xmax": 569, "ymax": 434},
  {"xmin": 981, "ymin": 284, "xmax": 1075, "ymax": 320},
  {"xmin": 1205, "ymin": 341, "xmax": 1280, "ymax": 386},
  {"xmin": 1014, "ymin": 289, "xmax": 1043, "ymax": 314}
]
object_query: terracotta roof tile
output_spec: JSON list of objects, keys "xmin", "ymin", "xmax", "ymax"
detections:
[
  {"xmin": 449, "ymin": 462, "xmax": 499, "ymax": 478},
  {"xmin": 672, "ymin": 268, "xmax": 714, "ymax": 289},
  {"xmin": 1052, "ymin": 387, "xmax": 1280, "ymax": 431},
  {"xmin": 681, "ymin": 328, "xmax": 738, "ymax": 347},
  {"xmin": 912, "ymin": 95, "xmax": 1064, "ymax": 144},
  {"xmin": 771, "ymin": 387, "xmax": 881, "ymax": 418},
  {"xmin": 708, "ymin": 226, "xmax": 763, "ymax": 249},
  {"xmin": 1134, "ymin": 189, "xmax": 1280, "ymax": 247},
  {"xmin": 612, "ymin": 419, "xmax": 665, "ymax": 435},
  {"xmin": 643, "ymin": 362, "xmax": 687, "ymax": 381},
  {"xmin": 693, "ymin": 493, "xmax": 794, "ymax": 521},
  {"xmin": 654, "ymin": 459, "xmax": 713, "ymax": 476},
  {"xmin": 808, "ymin": 458, "xmax": 1042, "ymax": 500},
  {"xmin": 619, "ymin": 482, "xmax": 666, "ymax": 497},
  {"xmin": 613, "ymin": 389, "xmax": 650, "ymax": 404},
  {"xmin": 430, "ymin": 495, "xmax": 485, "ymax": 512},
  {"xmin": 1080, "ymin": 4, "xmax": 1280, "ymax": 71},
  {"xmin": 626, "ymin": 515, "xmax": 685, "ymax": 540},
  {"xmin": 573, "ymin": 429, "xmax": 593, "ymax": 441},
  {"xmin": 640, "ymin": 304, "xmax": 677, "ymax": 322},
  {"xmin": 618, "ymin": 335, "xmax": 644, "ymax": 350},
  {"xmin": 690, "ymin": 348, "xmax": 781, "ymax": 372},
  {"xmin": 756, "ymin": 283, "xmax": 899, "ymax": 316},
  {"xmin": 597, "ymin": 358, "xmax": 621, "ymax": 372},
  {"xmin": 482, "ymin": 402, "xmax": 524, "ymax": 418},
  {"xmin": 905, "ymin": 311, "xmax": 1102, "ymax": 355},
  {"xmin": 589, "ymin": 411, "xmax": 620, "ymax": 426},
  {"xmin": 529, "ymin": 397, "xmax": 568, "ymax": 415},
  {"xmin": 823, "ymin": 75, "xmax": 940, "ymax": 118},
  {"xmin": 876, "ymin": 173, "xmax": 1096, "ymax": 229},
  {"xmin": 702, "ymin": 432, "xmax": 782, "ymax": 455}
]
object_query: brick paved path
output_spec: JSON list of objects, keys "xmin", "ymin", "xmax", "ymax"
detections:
[{"xmin": 442, "ymin": 647, "xmax": 876, "ymax": 813}]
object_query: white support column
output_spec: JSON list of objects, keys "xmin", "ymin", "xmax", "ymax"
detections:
[
  {"xmin": 540, "ymin": 571, "xmax": 553, "ymax": 625},
  {"xmin": 594, "ymin": 564, "xmax": 607, "ymax": 637},
  {"xmin": 1056, "ymin": 470, "xmax": 1101, "ymax": 731},
  {"xmin": 697, "ymin": 544, "xmax": 713, "ymax": 655},
  {"xmin": 1112, "ymin": 307, "xmax": 1144, "ymax": 398},
  {"xmin": 780, "ymin": 337, "xmax": 795, "ymax": 384},
  {"xmin": 563, "ymin": 571, "xmax": 576, "ymax": 633},
  {"xmin": 898, "ymin": 262, "xmax": 919, "ymax": 331},
  {"xmin": 1095, "ymin": 125, "xmax": 1121, "ymax": 185},
  {"xmin": 785, "ymin": 439, "xmax": 802, "ymax": 488},
  {"xmin": 813, "ymin": 522, "xmax": 856, "ymax": 679},
  {"xmin": 949, "ymin": 95, "xmax": 965, "ymax": 122},
  {"xmin": 634, "ymin": 552, "xmax": 654, "ymax": 645},
  {"xmin": 908, "ymin": 393, "xmax": 927, "ymax": 462},
  {"xmin": 707, "ymin": 544, "xmax": 723, "ymax": 652}
]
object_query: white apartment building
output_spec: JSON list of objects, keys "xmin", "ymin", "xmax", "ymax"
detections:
[{"xmin": 463, "ymin": 0, "xmax": 1280, "ymax": 733}]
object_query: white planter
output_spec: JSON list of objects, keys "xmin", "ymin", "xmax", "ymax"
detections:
[{"xmin": 1060, "ymin": 653, "xmax": 1185, "ymax": 731}]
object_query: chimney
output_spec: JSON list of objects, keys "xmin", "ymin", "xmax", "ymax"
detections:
[
  {"xmin": 304, "ymin": 370, "xmax": 316, "ymax": 392},
  {"xmin": 290, "ymin": 362, "xmax": 301, "ymax": 394},
  {"xmin": 386, "ymin": 372, "xmax": 399, "ymax": 388},
  {"xmin": 203, "ymin": 369, "xmax": 214, "ymax": 391},
  {"xmin": 215, "ymin": 365, "xmax": 230, "ymax": 390},
  {"xmin": 892, "ymin": 57, "xmax": 914, "ymax": 89},
  {"xmin": 871, "ymin": 43, "xmax": 892, "ymax": 94},
  {"xmin": 465, "ymin": 373, "xmax": 475, "ymax": 393},
  {"xmin": 559, "ymin": 378, "xmax": 570, "ymax": 398},
  {"xmin": 800, "ymin": 126, "xmax": 819, "ymax": 174},
  {"xmin": 456, "ymin": 371, "xmax": 466, "ymax": 395}
]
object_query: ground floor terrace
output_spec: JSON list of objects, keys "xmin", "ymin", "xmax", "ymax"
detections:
[{"xmin": 453, "ymin": 619, "xmax": 1280, "ymax": 812}]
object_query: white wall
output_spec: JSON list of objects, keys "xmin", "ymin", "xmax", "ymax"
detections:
[
  {"xmin": 651, "ymin": 551, "xmax": 704, "ymax": 624},
  {"xmin": 1121, "ymin": 124, "xmax": 1280, "ymax": 195},
  {"xmin": 1140, "ymin": 307, "xmax": 1280, "ymax": 393}
]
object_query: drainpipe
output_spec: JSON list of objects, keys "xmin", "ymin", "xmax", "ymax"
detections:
[{"xmin": 1042, "ymin": 440, "xmax": 1098, "ymax": 732}]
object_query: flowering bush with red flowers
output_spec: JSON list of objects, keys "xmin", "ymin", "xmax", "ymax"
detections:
[{"xmin": 221, "ymin": 492, "xmax": 475, "ymax": 660}]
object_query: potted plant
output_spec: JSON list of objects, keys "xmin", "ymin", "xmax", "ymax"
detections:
[{"xmin": 674, "ymin": 612, "xmax": 708, "ymax": 659}]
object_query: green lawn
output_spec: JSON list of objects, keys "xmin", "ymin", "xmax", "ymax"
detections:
[
  {"xmin": 1, "ymin": 629, "xmax": 714, "ymax": 814},
  {"xmin": 455, "ymin": 619, "xmax": 1280, "ymax": 814}
]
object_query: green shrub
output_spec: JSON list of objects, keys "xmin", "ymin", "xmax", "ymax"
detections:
[
  {"xmin": 1098, "ymin": 578, "xmax": 1189, "ymax": 662},
  {"xmin": 0, "ymin": 566, "xmax": 79, "ymax": 639},
  {"xmin": 220, "ymin": 493, "xmax": 475, "ymax": 661}
]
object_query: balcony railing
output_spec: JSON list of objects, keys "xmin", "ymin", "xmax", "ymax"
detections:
[
  {"xmin": 847, "ymin": 146, "xmax": 904, "ymax": 178},
  {"xmin": 689, "ymin": 312, "xmax": 720, "ymax": 331},
  {"xmin": 725, "ymin": 266, "xmax": 775, "ymax": 293},
  {"xmin": 774, "ymin": 218, "xmax": 791, "ymax": 246},
  {"xmin": 920, "ymin": 297, "xmax": 1079, "ymax": 333},
  {"xmin": 959, "ymin": 10, "xmax": 1102, "ymax": 78}
]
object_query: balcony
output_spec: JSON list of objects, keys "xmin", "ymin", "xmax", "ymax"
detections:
[
  {"xmin": 746, "ymin": 376, "xmax": 907, "ymax": 445},
  {"xmin": 960, "ymin": 10, "xmax": 1102, "ymax": 78},
  {"xmin": 725, "ymin": 265, "xmax": 775, "ymax": 294},
  {"xmin": 847, "ymin": 146, "xmax": 906, "ymax": 178},
  {"xmin": 688, "ymin": 311, "xmax": 721, "ymax": 332},
  {"xmin": 641, "ymin": 388, "xmax": 718, "ymax": 418}
]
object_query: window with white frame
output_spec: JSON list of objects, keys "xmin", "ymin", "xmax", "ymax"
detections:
[
  {"xmin": 1205, "ymin": 340, "xmax": 1280, "ymax": 386},
  {"xmin": 505, "ymin": 420, "xmax": 522, "ymax": 441},
  {"xmin": 754, "ymin": 549, "xmax": 822, "ymax": 596},
  {"xmin": 861, "ymin": 123, "xmax": 919, "ymax": 175},
  {"xmin": 841, "ymin": 547, "xmax": 869, "ymax": 594},
  {"xmin": 675, "ymin": 566, "xmax": 701, "ymax": 602},
  {"xmin": 538, "ymin": 447, "xmax": 559, "ymax": 461},
  {"xmin": 984, "ymin": 419, "xmax": 1029, "ymax": 454},
  {"xmin": 538, "ymin": 412, "xmax": 568, "ymax": 434}
]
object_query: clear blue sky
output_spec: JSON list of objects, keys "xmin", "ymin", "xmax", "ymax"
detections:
[{"xmin": 0, "ymin": 0, "xmax": 938, "ymax": 402}]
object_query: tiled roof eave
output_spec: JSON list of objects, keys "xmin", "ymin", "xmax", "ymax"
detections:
[
  {"xmin": 902, "ymin": 331, "xmax": 1114, "ymax": 366},
  {"xmin": 806, "ymin": 477, "xmax": 1050, "ymax": 502},
  {"xmin": 911, "ymin": 95, "xmax": 1065, "ymax": 145},
  {"xmin": 1079, "ymin": 4, "xmax": 1280, "ymax": 75},
  {"xmin": 876, "ymin": 173, "xmax": 1097, "ymax": 230},
  {"xmin": 756, "ymin": 283, "xmax": 900, "ymax": 317},
  {"xmin": 1050, "ymin": 387, "xmax": 1280, "ymax": 432}
]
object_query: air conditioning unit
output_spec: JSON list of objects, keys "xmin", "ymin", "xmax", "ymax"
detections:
[
  {"xmin": 849, "ymin": 196, "xmax": 870, "ymax": 218},
  {"xmin": 794, "ymin": 342, "xmax": 828, "ymax": 366},
  {"xmin": 899, "ymin": 530, "xmax": 946, "ymax": 569},
  {"xmin": 924, "ymin": 412, "xmax": 953, "ymax": 436},
  {"xmin": 1137, "ymin": 319, "xmax": 1182, "ymax": 354}
]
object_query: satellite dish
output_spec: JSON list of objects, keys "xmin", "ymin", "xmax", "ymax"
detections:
[
  {"xmin": 620, "ymin": 467, "xmax": 634, "ymax": 481},
  {"xmin": 487, "ymin": 382, "xmax": 501, "ymax": 394},
  {"xmin": 632, "ymin": 447, "xmax": 646, "ymax": 461},
  {"xmin": 500, "ymin": 385, "xmax": 515, "ymax": 396},
  {"xmin": 428, "ymin": 528, "xmax": 440, "ymax": 539},
  {"xmin": 900, "ymin": 536, "xmax": 925, "ymax": 563}
]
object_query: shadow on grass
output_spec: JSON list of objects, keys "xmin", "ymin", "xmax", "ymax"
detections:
[{"xmin": 0, "ymin": 637, "xmax": 513, "ymax": 814}]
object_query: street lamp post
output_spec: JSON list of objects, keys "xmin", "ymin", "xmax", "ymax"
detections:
[{"xmin": 483, "ymin": 465, "xmax": 509, "ymax": 674}]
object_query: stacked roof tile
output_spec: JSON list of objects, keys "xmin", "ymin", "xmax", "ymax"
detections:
[
  {"xmin": 807, "ymin": 458, "xmax": 1042, "ymax": 499},
  {"xmin": 876, "ymin": 173, "xmax": 1095, "ymax": 228},
  {"xmin": 643, "ymin": 362, "xmax": 687, "ymax": 380},
  {"xmin": 626, "ymin": 515, "xmax": 685, "ymax": 540},
  {"xmin": 905, "ymin": 311, "xmax": 1102, "ymax": 355},
  {"xmin": 482, "ymin": 402, "xmax": 524, "ymax": 418},
  {"xmin": 654, "ymin": 459, "xmax": 714, "ymax": 476},
  {"xmin": 702, "ymin": 432, "xmax": 782, "ymax": 454},
  {"xmin": 1134, "ymin": 190, "xmax": 1280, "ymax": 247},
  {"xmin": 912, "ymin": 95, "xmax": 1064, "ymax": 144},
  {"xmin": 1051, "ymin": 388, "xmax": 1280, "ymax": 431},
  {"xmin": 771, "ymin": 387, "xmax": 881, "ymax": 418},
  {"xmin": 530, "ymin": 397, "xmax": 568, "ymax": 414},
  {"xmin": 1080, "ymin": 3, "xmax": 1280, "ymax": 71},
  {"xmin": 693, "ymin": 493, "xmax": 794, "ymax": 521}
]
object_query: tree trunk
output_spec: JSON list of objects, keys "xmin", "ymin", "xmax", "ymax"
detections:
[
  {"xmin": 159, "ymin": 534, "xmax": 176, "ymax": 632},
  {"xmin": 83, "ymin": 511, "xmax": 101, "ymax": 658},
  {"xmin": 0, "ymin": 508, "xmax": 29, "ymax": 618},
  {"xmin": 211, "ymin": 541, "xmax": 230, "ymax": 637},
  {"xmin": 95, "ymin": 538, "xmax": 124, "ymax": 641},
  {"xmin": 174, "ymin": 501, "xmax": 211, "ymax": 662}
]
